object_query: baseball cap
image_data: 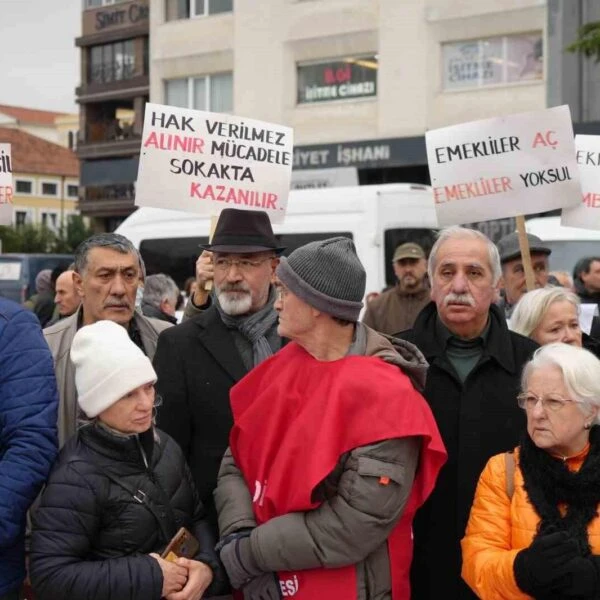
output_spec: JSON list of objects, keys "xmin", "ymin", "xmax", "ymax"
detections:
[{"xmin": 393, "ymin": 242, "xmax": 426, "ymax": 263}]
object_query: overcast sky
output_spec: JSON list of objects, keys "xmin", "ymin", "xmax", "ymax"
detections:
[{"xmin": 0, "ymin": 0, "xmax": 80, "ymax": 113}]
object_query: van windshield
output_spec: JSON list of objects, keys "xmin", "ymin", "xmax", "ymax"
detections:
[{"xmin": 0, "ymin": 260, "xmax": 22, "ymax": 280}]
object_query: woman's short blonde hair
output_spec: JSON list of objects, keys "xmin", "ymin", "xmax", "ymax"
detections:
[
  {"xmin": 509, "ymin": 287, "xmax": 580, "ymax": 338},
  {"xmin": 522, "ymin": 343, "xmax": 600, "ymax": 423}
]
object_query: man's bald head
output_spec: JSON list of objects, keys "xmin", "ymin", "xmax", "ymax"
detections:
[{"xmin": 55, "ymin": 270, "xmax": 81, "ymax": 317}]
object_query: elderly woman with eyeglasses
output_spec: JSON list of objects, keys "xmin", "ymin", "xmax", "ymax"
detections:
[
  {"xmin": 29, "ymin": 320, "xmax": 225, "ymax": 600},
  {"xmin": 461, "ymin": 343, "xmax": 600, "ymax": 600}
]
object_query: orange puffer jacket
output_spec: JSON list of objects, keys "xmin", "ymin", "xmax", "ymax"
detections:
[{"xmin": 461, "ymin": 446, "xmax": 600, "ymax": 600}]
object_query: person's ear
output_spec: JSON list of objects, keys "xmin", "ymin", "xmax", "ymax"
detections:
[
  {"xmin": 270, "ymin": 257, "xmax": 280, "ymax": 282},
  {"xmin": 73, "ymin": 272, "xmax": 84, "ymax": 298},
  {"xmin": 493, "ymin": 277, "xmax": 502, "ymax": 303}
]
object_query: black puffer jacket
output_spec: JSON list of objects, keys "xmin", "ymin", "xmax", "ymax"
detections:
[{"xmin": 30, "ymin": 423, "xmax": 225, "ymax": 600}]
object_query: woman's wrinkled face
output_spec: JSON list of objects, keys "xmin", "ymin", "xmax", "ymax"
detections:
[
  {"xmin": 524, "ymin": 365, "xmax": 595, "ymax": 457},
  {"xmin": 98, "ymin": 383, "xmax": 155, "ymax": 434},
  {"xmin": 531, "ymin": 300, "xmax": 582, "ymax": 347}
]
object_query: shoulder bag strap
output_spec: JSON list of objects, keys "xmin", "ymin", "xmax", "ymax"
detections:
[
  {"xmin": 70, "ymin": 453, "xmax": 178, "ymax": 544},
  {"xmin": 504, "ymin": 451, "xmax": 515, "ymax": 500},
  {"xmin": 101, "ymin": 468, "xmax": 177, "ymax": 543}
]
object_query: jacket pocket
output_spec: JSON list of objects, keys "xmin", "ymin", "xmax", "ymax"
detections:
[{"xmin": 356, "ymin": 456, "xmax": 406, "ymax": 484}]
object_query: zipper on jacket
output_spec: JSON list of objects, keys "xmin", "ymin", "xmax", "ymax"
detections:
[{"xmin": 135, "ymin": 434, "xmax": 149, "ymax": 469}]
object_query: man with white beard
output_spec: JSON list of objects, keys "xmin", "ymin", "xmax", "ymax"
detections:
[
  {"xmin": 397, "ymin": 226, "xmax": 538, "ymax": 600},
  {"xmin": 153, "ymin": 208, "xmax": 285, "ymax": 542}
]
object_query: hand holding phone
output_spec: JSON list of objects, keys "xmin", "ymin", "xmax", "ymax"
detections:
[{"xmin": 161, "ymin": 527, "xmax": 200, "ymax": 563}]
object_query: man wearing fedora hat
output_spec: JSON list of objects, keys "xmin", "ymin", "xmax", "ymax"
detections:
[
  {"xmin": 363, "ymin": 242, "xmax": 430, "ymax": 335},
  {"xmin": 153, "ymin": 208, "xmax": 285, "ymax": 538}
]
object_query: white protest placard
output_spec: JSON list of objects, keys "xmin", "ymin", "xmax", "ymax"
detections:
[
  {"xmin": 426, "ymin": 105, "xmax": 580, "ymax": 227},
  {"xmin": 579, "ymin": 303, "xmax": 599, "ymax": 335},
  {"xmin": 135, "ymin": 103, "xmax": 293, "ymax": 224},
  {"xmin": 561, "ymin": 135, "xmax": 600, "ymax": 229},
  {"xmin": 0, "ymin": 144, "xmax": 13, "ymax": 226}
]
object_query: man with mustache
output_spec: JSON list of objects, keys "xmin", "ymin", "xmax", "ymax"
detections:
[
  {"xmin": 44, "ymin": 233, "xmax": 172, "ymax": 447},
  {"xmin": 153, "ymin": 208, "xmax": 285, "ymax": 540},
  {"xmin": 362, "ymin": 242, "xmax": 429, "ymax": 335},
  {"xmin": 398, "ymin": 226, "xmax": 538, "ymax": 600}
]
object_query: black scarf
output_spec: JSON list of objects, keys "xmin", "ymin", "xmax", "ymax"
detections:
[{"xmin": 519, "ymin": 426, "xmax": 600, "ymax": 556}]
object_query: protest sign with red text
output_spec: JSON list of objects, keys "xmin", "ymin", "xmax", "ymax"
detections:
[
  {"xmin": 0, "ymin": 144, "xmax": 13, "ymax": 226},
  {"xmin": 135, "ymin": 103, "xmax": 293, "ymax": 223},
  {"xmin": 561, "ymin": 135, "xmax": 600, "ymax": 229},
  {"xmin": 426, "ymin": 105, "xmax": 580, "ymax": 227}
]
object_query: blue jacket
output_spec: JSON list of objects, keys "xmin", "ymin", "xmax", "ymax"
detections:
[{"xmin": 0, "ymin": 298, "xmax": 58, "ymax": 595}]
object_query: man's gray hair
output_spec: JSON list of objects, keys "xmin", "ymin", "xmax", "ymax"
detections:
[
  {"xmin": 74, "ymin": 233, "xmax": 142, "ymax": 277},
  {"xmin": 142, "ymin": 274, "xmax": 179, "ymax": 308},
  {"xmin": 522, "ymin": 343, "xmax": 600, "ymax": 424},
  {"xmin": 510, "ymin": 287, "xmax": 580, "ymax": 338},
  {"xmin": 428, "ymin": 226, "xmax": 502, "ymax": 285}
]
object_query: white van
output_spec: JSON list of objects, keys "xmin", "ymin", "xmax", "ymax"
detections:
[
  {"xmin": 115, "ymin": 183, "xmax": 438, "ymax": 295},
  {"xmin": 525, "ymin": 216, "xmax": 600, "ymax": 273}
]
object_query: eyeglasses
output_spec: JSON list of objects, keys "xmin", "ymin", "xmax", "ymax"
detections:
[
  {"xmin": 517, "ymin": 392, "xmax": 579, "ymax": 413},
  {"xmin": 214, "ymin": 257, "xmax": 274, "ymax": 273}
]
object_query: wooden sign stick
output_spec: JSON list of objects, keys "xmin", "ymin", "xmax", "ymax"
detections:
[
  {"xmin": 515, "ymin": 215, "xmax": 535, "ymax": 292},
  {"xmin": 203, "ymin": 213, "xmax": 219, "ymax": 292}
]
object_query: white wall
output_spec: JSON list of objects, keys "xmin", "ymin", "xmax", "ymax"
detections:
[{"xmin": 149, "ymin": 0, "xmax": 547, "ymax": 143}]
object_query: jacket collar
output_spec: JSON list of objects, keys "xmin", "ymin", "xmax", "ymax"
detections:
[
  {"xmin": 141, "ymin": 302, "xmax": 178, "ymax": 325},
  {"xmin": 191, "ymin": 306, "xmax": 248, "ymax": 381},
  {"xmin": 79, "ymin": 421, "xmax": 157, "ymax": 467},
  {"xmin": 411, "ymin": 301, "xmax": 517, "ymax": 374}
]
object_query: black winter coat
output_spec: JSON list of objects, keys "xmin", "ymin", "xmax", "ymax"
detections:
[
  {"xmin": 153, "ymin": 305, "xmax": 282, "ymax": 532},
  {"xmin": 398, "ymin": 302, "xmax": 538, "ymax": 600},
  {"xmin": 30, "ymin": 423, "xmax": 225, "ymax": 600}
]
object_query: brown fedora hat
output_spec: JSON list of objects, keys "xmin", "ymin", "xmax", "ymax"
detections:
[{"xmin": 200, "ymin": 208, "xmax": 286, "ymax": 254}]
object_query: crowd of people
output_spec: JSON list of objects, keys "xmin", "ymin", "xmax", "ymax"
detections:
[{"xmin": 4, "ymin": 208, "xmax": 600, "ymax": 600}]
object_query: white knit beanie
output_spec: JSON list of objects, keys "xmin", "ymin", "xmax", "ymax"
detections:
[{"xmin": 70, "ymin": 320, "xmax": 157, "ymax": 418}]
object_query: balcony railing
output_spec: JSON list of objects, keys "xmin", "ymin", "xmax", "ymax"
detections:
[
  {"xmin": 89, "ymin": 61, "xmax": 138, "ymax": 85},
  {"xmin": 85, "ymin": 184, "xmax": 135, "ymax": 203},
  {"xmin": 84, "ymin": 120, "xmax": 138, "ymax": 143}
]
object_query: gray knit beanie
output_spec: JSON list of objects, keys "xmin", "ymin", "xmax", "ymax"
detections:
[{"xmin": 275, "ymin": 237, "xmax": 365, "ymax": 321}]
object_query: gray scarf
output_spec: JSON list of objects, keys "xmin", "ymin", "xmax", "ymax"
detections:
[{"xmin": 214, "ymin": 286, "xmax": 278, "ymax": 367}]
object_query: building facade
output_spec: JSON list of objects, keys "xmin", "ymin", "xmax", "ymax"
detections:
[
  {"xmin": 76, "ymin": 0, "xmax": 150, "ymax": 231},
  {"xmin": 547, "ymin": 0, "xmax": 600, "ymax": 135},
  {"xmin": 149, "ymin": 0, "xmax": 546, "ymax": 187},
  {"xmin": 0, "ymin": 128, "xmax": 79, "ymax": 230}
]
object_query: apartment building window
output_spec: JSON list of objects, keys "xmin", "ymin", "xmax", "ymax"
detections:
[
  {"xmin": 165, "ymin": 73, "xmax": 233, "ymax": 112},
  {"xmin": 89, "ymin": 39, "xmax": 136, "ymax": 84},
  {"xmin": 442, "ymin": 33, "xmax": 543, "ymax": 90},
  {"xmin": 41, "ymin": 182, "xmax": 59, "ymax": 197},
  {"xmin": 67, "ymin": 185, "xmax": 79, "ymax": 198},
  {"xmin": 15, "ymin": 210, "xmax": 32, "ymax": 227},
  {"xmin": 41, "ymin": 212, "xmax": 59, "ymax": 232},
  {"xmin": 165, "ymin": 0, "xmax": 233, "ymax": 21},
  {"xmin": 297, "ymin": 56, "xmax": 378, "ymax": 104},
  {"xmin": 15, "ymin": 179, "xmax": 34, "ymax": 195}
]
